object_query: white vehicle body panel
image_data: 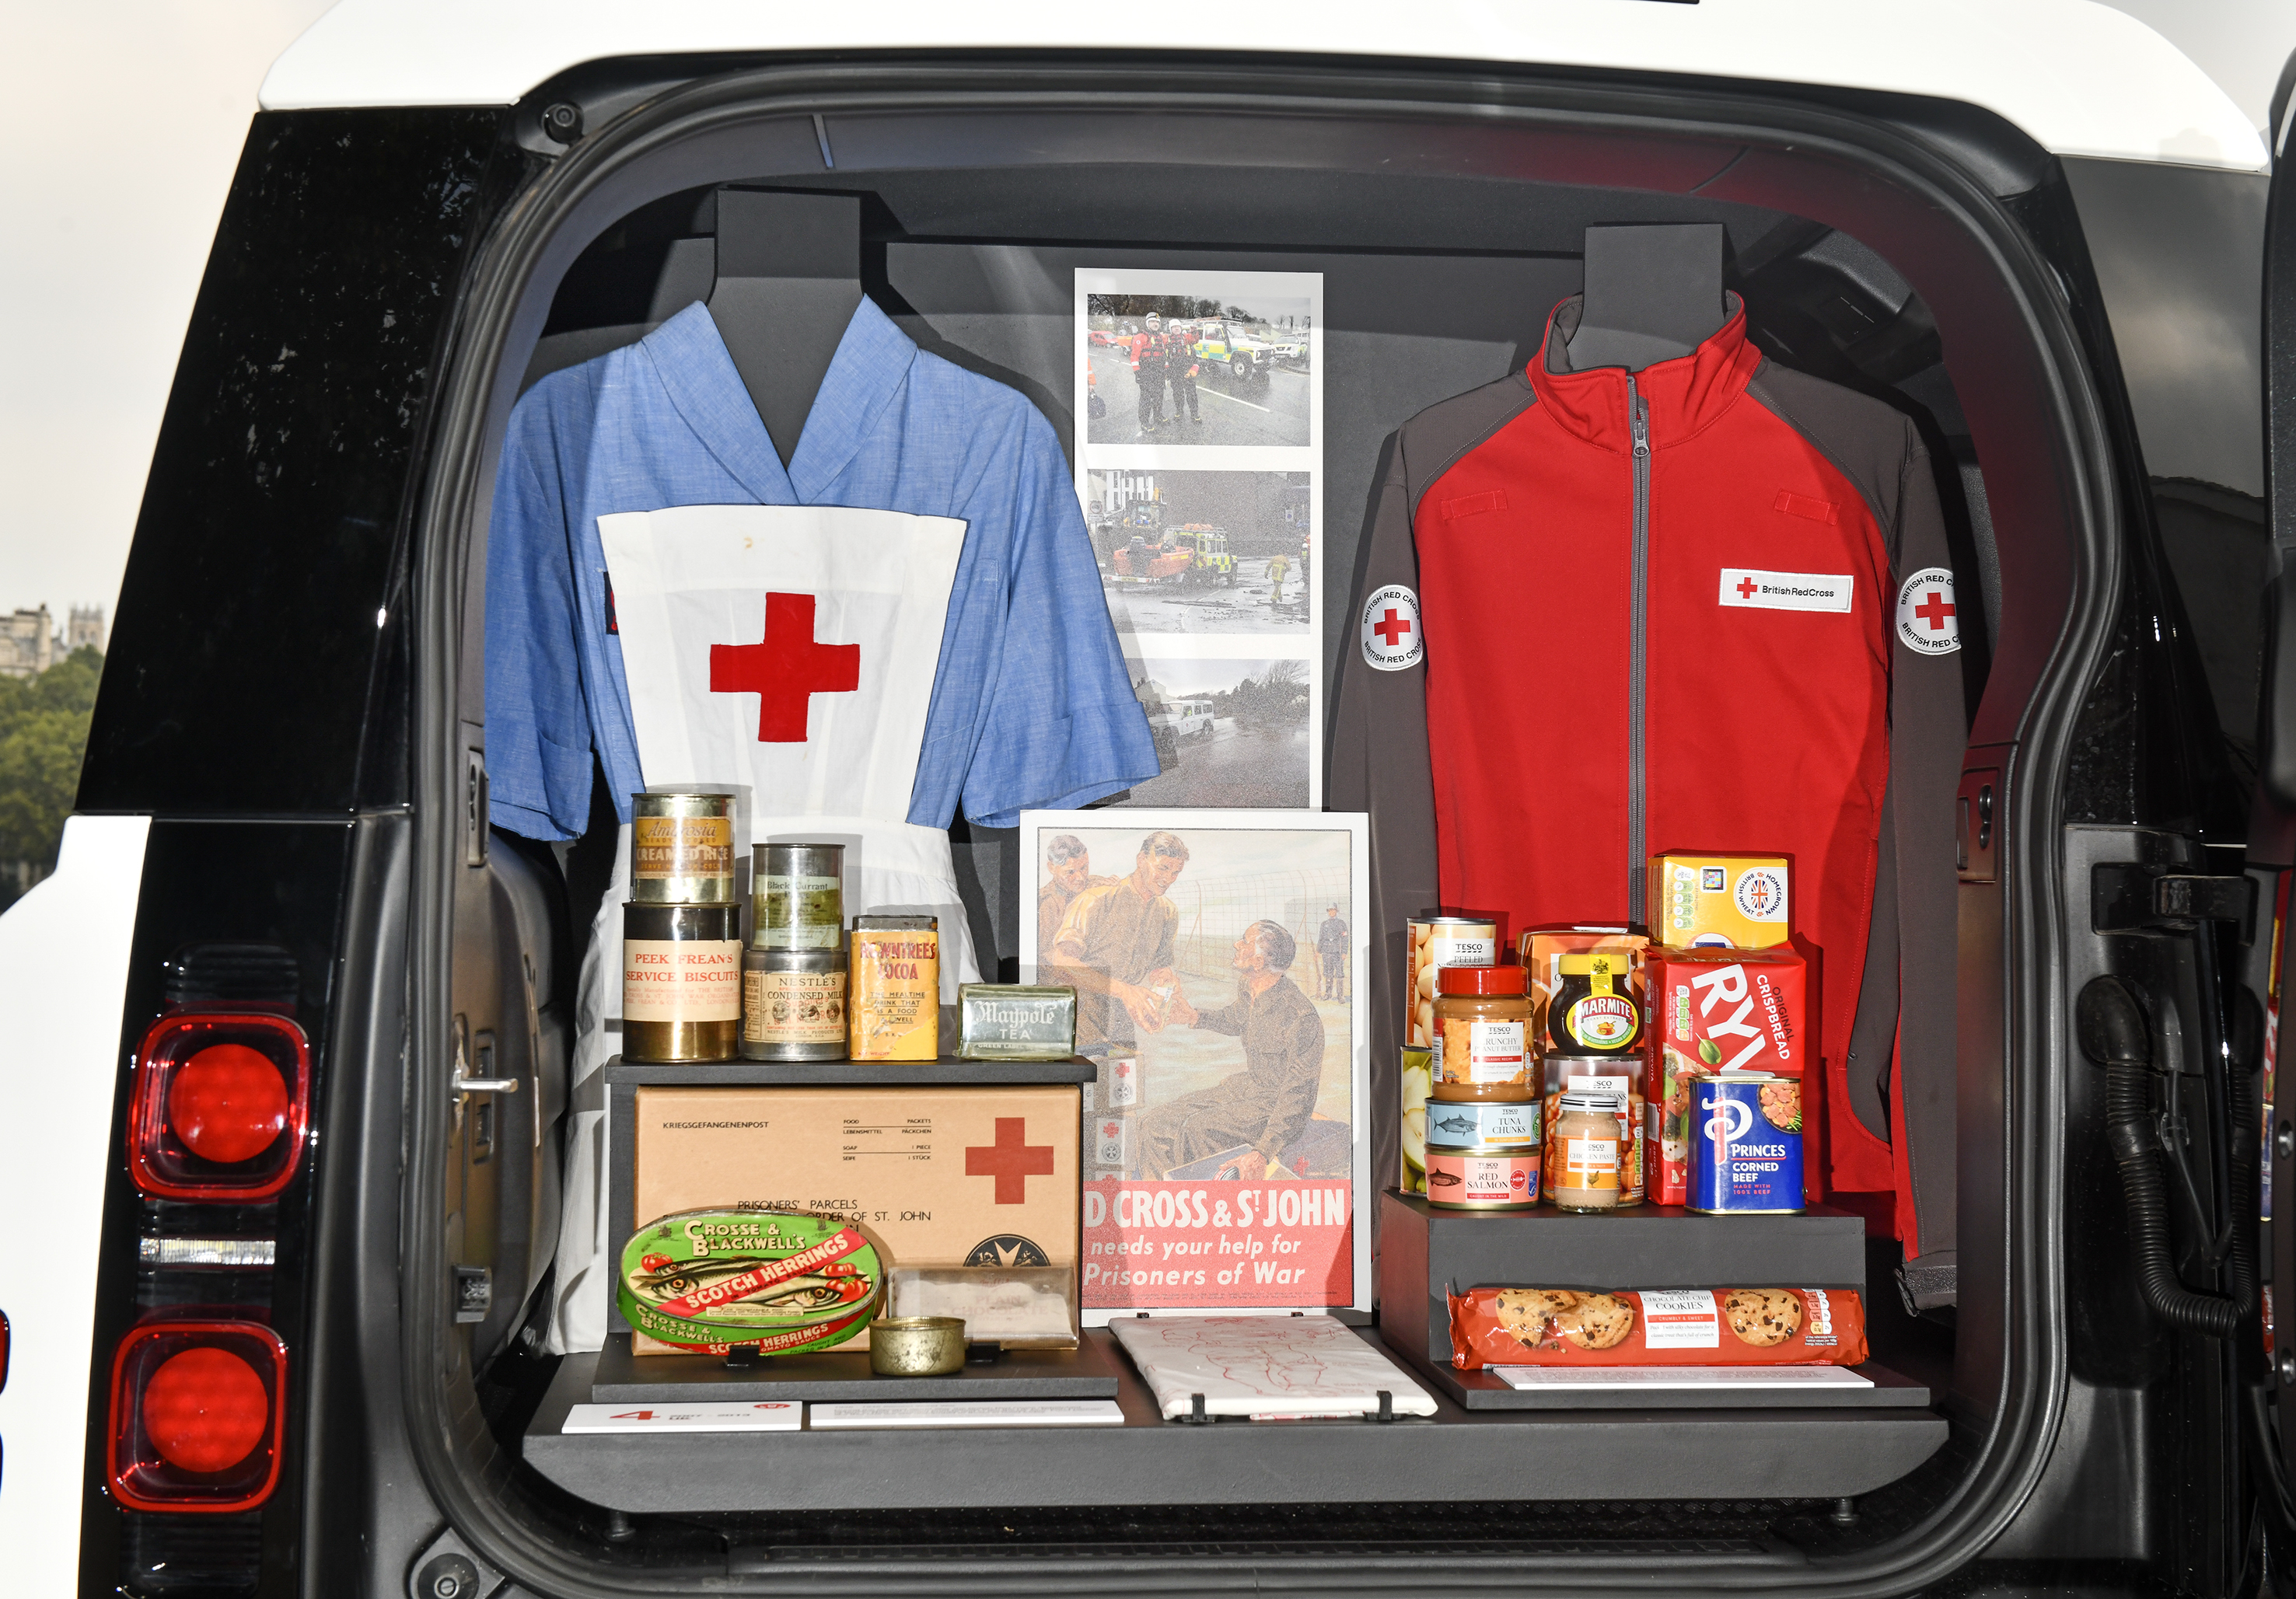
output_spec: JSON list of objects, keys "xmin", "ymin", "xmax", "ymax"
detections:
[
  {"xmin": 0, "ymin": 814, "xmax": 152, "ymax": 1588},
  {"xmin": 260, "ymin": 0, "xmax": 2266, "ymax": 173}
]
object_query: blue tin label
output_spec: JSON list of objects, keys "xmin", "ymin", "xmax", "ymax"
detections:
[
  {"xmin": 1689, "ymin": 1077, "xmax": 1803, "ymax": 1213},
  {"xmin": 1424, "ymin": 1098, "xmax": 1539, "ymax": 1149}
]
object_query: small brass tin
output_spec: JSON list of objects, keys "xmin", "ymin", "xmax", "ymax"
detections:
[{"xmin": 867, "ymin": 1316, "xmax": 966, "ymax": 1377}]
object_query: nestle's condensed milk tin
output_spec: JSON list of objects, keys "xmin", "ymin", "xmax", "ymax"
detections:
[
  {"xmin": 630, "ymin": 793, "xmax": 736, "ymax": 903},
  {"xmin": 1689, "ymin": 1074, "xmax": 1805, "ymax": 1213},
  {"xmin": 1423, "ymin": 1098, "xmax": 1539, "ymax": 1150},
  {"xmin": 1424, "ymin": 1145, "xmax": 1539, "ymax": 1209},
  {"xmin": 1407, "ymin": 916, "xmax": 1497, "ymax": 1050}
]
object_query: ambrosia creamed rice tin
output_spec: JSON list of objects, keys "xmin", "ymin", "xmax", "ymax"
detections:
[{"xmin": 630, "ymin": 793, "xmax": 736, "ymax": 903}]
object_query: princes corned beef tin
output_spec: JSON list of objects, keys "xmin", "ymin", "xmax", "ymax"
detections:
[{"xmin": 1688, "ymin": 1075, "xmax": 1804, "ymax": 1213}]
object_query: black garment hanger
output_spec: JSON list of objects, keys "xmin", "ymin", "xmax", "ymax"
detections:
[
  {"xmin": 707, "ymin": 188, "xmax": 867, "ymax": 469},
  {"xmin": 1561, "ymin": 223, "xmax": 1729, "ymax": 373}
]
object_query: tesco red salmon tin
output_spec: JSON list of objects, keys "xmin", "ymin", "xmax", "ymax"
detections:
[
  {"xmin": 1645, "ymin": 945, "xmax": 1809, "ymax": 1206},
  {"xmin": 1424, "ymin": 1147, "xmax": 1539, "ymax": 1209}
]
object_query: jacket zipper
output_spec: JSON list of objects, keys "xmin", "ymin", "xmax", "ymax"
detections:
[{"xmin": 1627, "ymin": 376, "xmax": 1651, "ymax": 924}]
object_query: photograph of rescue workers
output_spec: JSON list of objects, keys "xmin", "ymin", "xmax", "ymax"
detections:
[
  {"xmin": 1113, "ymin": 655, "xmax": 1310, "ymax": 808},
  {"xmin": 1086, "ymin": 468, "xmax": 1313, "ymax": 636},
  {"xmin": 1027, "ymin": 824, "xmax": 1358, "ymax": 1187},
  {"xmin": 1084, "ymin": 293, "xmax": 1313, "ymax": 447}
]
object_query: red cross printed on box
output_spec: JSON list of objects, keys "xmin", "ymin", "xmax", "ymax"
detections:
[
  {"xmin": 1373, "ymin": 608, "xmax": 1413, "ymax": 648},
  {"xmin": 966, "ymin": 1116, "xmax": 1055, "ymax": 1204},
  {"xmin": 1736, "ymin": 577, "xmax": 1760, "ymax": 599},
  {"xmin": 1913, "ymin": 589, "xmax": 1955, "ymax": 631},
  {"xmin": 708, "ymin": 592, "xmax": 859, "ymax": 743}
]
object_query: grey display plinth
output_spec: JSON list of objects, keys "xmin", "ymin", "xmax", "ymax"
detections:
[
  {"xmin": 589, "ymin": 1330, "xmax": 1118, "ymax": 1402},
  {"xmin": 523, "ymin": 1328, "xmax": 1947, "ymax": 1513},
  {"xmin": 1375, "ymin": 1189, "xmax": 1869, "ymax": 1400}
]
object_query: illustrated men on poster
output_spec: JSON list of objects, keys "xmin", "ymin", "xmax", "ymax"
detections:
[
  {"xmin": 1037, "ymin": 833, "xmax": 1102, "ymax": 955},
  {"xmin": 1136, "ymin": 920, "xmax": 1326, "ymax": 1182},
  {"xmin": 1316, "ymin": 903, "xmax": 1350, "ymax": 1000},
  {"xmin": 1049, "ymin": 831, "xmax": 1189, "ymax": 1056}
]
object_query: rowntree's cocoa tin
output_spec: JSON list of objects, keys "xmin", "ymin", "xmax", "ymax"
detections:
[
  {"xmin": 1424, "ymin": 1145, "xmax": 1539, "ymax": 1209},
  {"xmin": 1423, "ymin": 1098, "xmax": 1539, "ymax": 1150},
  {"xmin": 739, "ymin": 946, "xmax": 848, "ymax": 1061},
  {"xmin": 1688, "ymin": 1074, "xmax": 1805, "ymax": 1213},
  {"xmin": 623, "ymin": 902, "xmax": 742, "ymax": 1062},
  {"xmin": 617, "ymin": 1207, "xmax": 882, "ymax": 1351},
  {"xmin": 850, "ymin": 915, "xmax": 940, "ymax": 1060},
  {"xmin": 1407, "ymin": 916, "xmax": 1498, "ymax": 1051},
  {"xmin": 630, "ymin": 793, "xmax": 736, "ymax": 903}
]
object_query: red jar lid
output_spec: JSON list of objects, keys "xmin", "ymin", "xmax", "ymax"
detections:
[{"xmin": 1438, "ymin": 963, "xmax": 1525, "ymax": 996}]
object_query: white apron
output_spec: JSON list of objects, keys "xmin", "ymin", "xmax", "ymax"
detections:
[{"xmin": 549, "ymin": 503, "xmax": 974, "ymax": 1353}]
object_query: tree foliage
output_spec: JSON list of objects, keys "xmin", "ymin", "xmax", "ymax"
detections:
[{"xmin": 0, "ymin": 647, "xmax": 102, "ymax": 868}]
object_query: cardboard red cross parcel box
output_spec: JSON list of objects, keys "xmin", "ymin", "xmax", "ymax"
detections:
[{"xmin": 631, "ymin": 1084, "xmax": 1081, "ymax": 1351}]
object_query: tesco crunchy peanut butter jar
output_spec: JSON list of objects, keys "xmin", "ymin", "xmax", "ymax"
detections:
[{"xmin": 1430, "ymin": 963, "xmax": 1532, "ymax": 1102}]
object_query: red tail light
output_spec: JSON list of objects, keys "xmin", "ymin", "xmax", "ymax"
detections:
[
  {"xmin": 130, "ymin": 1014, "xmax": 309, "ymax": 1201},
  {"xmin": 109, "ymin": 1321, "xmax": 287, "ymax": 1512}
]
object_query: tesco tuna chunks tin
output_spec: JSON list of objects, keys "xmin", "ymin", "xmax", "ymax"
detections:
[{"xmin": 1687, "ymin": 1074, "xmax": 1804, "ymax": 1213}]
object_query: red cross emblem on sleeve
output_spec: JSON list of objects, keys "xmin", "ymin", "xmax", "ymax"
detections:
[
  {"xmin": 1736, "ymin": 577, "xmax": 1760, "ymax": 599},
  {"xmin": 1373, "ymin": 609, "xmax": 1412, "ymax": 648},
  {"xmin": 966, "ymin": 1116, "xmax": 1056, "ymax": 1204},
  {"xmin": 708, "ymin": 592, "xmax": 860, "ymax": 742},
  {"xmin": 1913, "ymin": 590, "xmax": 1955, "ymax": 630}
]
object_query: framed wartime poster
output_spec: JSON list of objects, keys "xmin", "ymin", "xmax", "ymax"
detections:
[
  {"xmin": 1073, "ymin": 268, "xmax": 1324, "ymax": 808},
  {"xmin": 1017, "ymin": 808, "xmax": 1370, "ymax": 1321}
]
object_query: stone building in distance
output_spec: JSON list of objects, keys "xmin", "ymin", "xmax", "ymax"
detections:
[{"xmin": 0, "ymin": 603, "xmax": 105, "ymax": 678}]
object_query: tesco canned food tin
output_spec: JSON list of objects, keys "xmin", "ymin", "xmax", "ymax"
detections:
[
  {"xmin": 1407, "ymin": 916, "xmax": 1497, "ymax": 1051},
  {"xmin": 1688, "ymin": 1074, "xmax": 1805, "ymax": 1213},
  {"xmin": 1423, "ymin": 1098, "xmax": 1539, "ymax": 1150},
  {"xmin": 1424, "ymin": 1145, "xmax": 1539, "ymax": 1210}
]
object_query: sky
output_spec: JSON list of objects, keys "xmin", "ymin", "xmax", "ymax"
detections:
[{"xmin": 0, "ymin": 2, "xmax": 2290, "ymax": 641}]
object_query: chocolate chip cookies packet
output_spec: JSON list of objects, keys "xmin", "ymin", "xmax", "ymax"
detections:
[
  {"xmin": 1448, "ymin": 1287, "xmax": 1867, "ymax": 1369},
  {"xmin": 618, "ymin": 1207, "xmax": 883, "ymax": 1352}
]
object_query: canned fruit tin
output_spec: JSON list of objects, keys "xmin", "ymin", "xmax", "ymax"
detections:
[
  {"xmin": 740, "ymin": 947, "xmax": 847, "ymax": 1061},
  {"xmin": 617, "ymin": 1207, "xmax": 882, "ymax": 1350},
  {"xmin": 1424, "ymin": 1098, "xmax": 1539, "ymax": 1149},
  {"xmin": 1648, "ymin": 852, "xmax": 1791, "ymax": 949},
  {"xmin": 630, "ymin": 793, "xmax": 736, "ymax": 903},
  {"xmin": 1424, "ymin": 1146, "xmax": 1539, "ymax": 1209},
  {"xmin": 1689, "ymin": 1075, "xmax": 1805, "ymax": 1213},
  {"xmin": 623, "ymin": 902, "xmax": 743, "ymax": 1063},
  {"xmin": 1647, "ymin": 945, "xmax": 1808, "ymax": 1205},
  {"xmin": 1400, "ymin": 1046, "xmax": 1432, "ymax": 1195},
  {"xmin": 753, "ymin": 842, "xmax": 844, "ymax": 950},
  {"xmin": 1407, "ymin": 916, "xmax": 1497, "ymax": 1049}
]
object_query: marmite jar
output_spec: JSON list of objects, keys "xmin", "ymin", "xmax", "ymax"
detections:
[{"xmin": 1546, "ymin": 951, "xmax": 1641, "ymax": 1056}]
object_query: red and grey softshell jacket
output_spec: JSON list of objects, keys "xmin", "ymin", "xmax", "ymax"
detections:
[{"xmin": 1334, "ymin": 295, "xmax": 1968, "ymax": 1298}]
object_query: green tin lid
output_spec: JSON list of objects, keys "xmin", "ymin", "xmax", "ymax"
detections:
[{"xmin": 617, "ymin": 1207, "xmax": 882, "ymax": 1352}]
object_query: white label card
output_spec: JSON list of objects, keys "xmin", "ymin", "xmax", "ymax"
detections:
[
  {"xmin": 1640, "ymin": 1287, "xmax": 1721, "ymax": 1349},
  {"xmin": 563, "ymin": 1402, "xmax": 800, "ymax": 1433},
  {"xmin": 1718, "ymin": 568, "xmax": 1854, "ymax": 613},
  {"xmin": 809, "ymin": 1400, "xmax": 1126, "ymax": 1430}
]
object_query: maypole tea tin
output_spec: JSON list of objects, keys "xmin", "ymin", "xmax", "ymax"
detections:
[
  {"xmin": 617, "ymin": 1207, "xmax": 882, "ymax": 1351},
  {"xmin": 753, "ymin": 842, "xmax": 844, "ymax": 950},
  {"xmin": 1689, "ymin": 1074, "xmax": 1805, "ymax": 1213},
  {"xmin": 631, "ymin": 793, "xmax": 736, "ymax": 903},
  {"xmin": 740, "ymin": 947, "xmax": 848, "ymax": 1061},
  {"xmin": 623, "ymin": 903, "xmax": 742, "ymax": 1062}
]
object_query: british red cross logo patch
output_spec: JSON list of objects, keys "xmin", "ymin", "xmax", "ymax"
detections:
[
  {"xmin": 1360, "ymin": 583, "xmax": 1423, "ymax": 672},
  {"xmin": 708, "ymin": 592, "xmax": 860, "ymax": 742},
  {"xmin": 1894, "ymin": 567, "xmax": 1961, "ymax": 656}
]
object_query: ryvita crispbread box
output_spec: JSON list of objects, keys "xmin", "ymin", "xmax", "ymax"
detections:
[{"xmin": 630, "ymin": 1084, "xmax": 1080, "ymax": 1351}]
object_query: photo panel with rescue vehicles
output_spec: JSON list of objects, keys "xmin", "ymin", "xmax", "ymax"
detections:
[
  {"xmin": 1017, "ymin": 809, "xmax": 1370, "ymax": 1319},
  {"xmin": 1075, "ymin": 269, "xmax": 1323, "ymax": 805}
]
